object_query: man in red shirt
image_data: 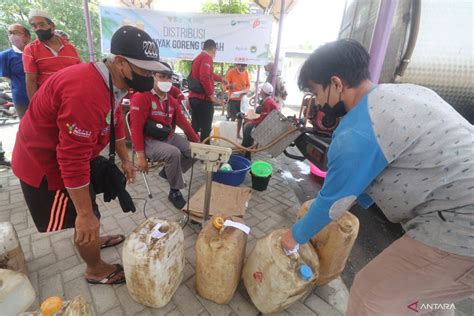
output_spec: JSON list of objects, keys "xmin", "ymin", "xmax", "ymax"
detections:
[
  {"xmin": 23, "ymin": 10, "xmax": 81, "ymax": 99},
  {"xmin": 241, "ymin": 82, "xmax": 279, "ymax": 159},
  {"xmin": 130, "ymin": 62, "xmax": 199, "ymax": 209},
  {"xmin": 188, "ymin": 39, "xmax": 226, "ymax": 143},
  {"xmin": 12, "ymin": 25, "xmax": 167, "ymax": 285}
]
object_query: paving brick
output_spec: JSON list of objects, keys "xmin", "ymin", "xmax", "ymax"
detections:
[
  {"xmin": 50, "ymin": 229, "xmax": 74, "ymax": 243},
  {"xmin": 149, "ymin": 300, "xmax": 177, "ymax": 316},
  {"xmin": 39, "ymin": 274, "xmax": 64, "ymax": 301},
  {"xmin": 90, "ymin": 282, "xmax": 120, "ymax": 314},
  {"xmin": 115, "ymin": 284, "xmax": 146, "ymax": 315},
  {"xmin": 102, "ymin": 306, "xmax": 125, "ymax": 316},
  {"xmin": 101, "ymin": 246, "xmax": 121, "ymax": 263},
  {"xmin": 173, "ymin": 284, "xmax": 205, "ymax": 316},
  {"xmin": 185, "ymin": 246, "xmax": 197, "ymax": 268},
  {"xmin": 304, "ymin": 294, "xmax": 342, "ymax": 316},
  {"xmin": 256, "ymin": 217, "xmax": 279, "ymax": 233},
  {"xmin": 28, "ymin": 253, "xmax": 57, "ymax": 272},
  {"xmin": 63, "ymin": 277, "xmax": 93, "ymax": 304},
  {"xmin": 285, "ymin": 300, "xmax": 317, "ymax": 315},
  {"xmin": 10, "ymin": 211, "xmax": 27, "ymax": 225},
  {"xmin": 182, "ymin": 261, "xmax": 195, "ymax": 283},
  {"xmin": 196, "ymin": 294, "xmax": 234, "ymax": 316},
  {"xmin": 52, "ymin": 238, "xmax": 76, "ymax": 260},
  {"xmin": 38, "ymin": 255, "xmax": 80, "ymax": 281},
  {"xmin": 228, "ymin": 291, "xmax": 259, "ymax": 316},
  {"xmin": 62, "ymin": 263, "xmax": 87, "ymax": 283},
  {"xmin": 29, "ymin": 271, "xmax": 39, "ymax": 294}
]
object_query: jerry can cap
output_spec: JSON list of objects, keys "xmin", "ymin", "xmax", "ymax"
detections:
[
  {"xmin": 299, "ymin": 264, "xmax": 313, "ymax": 281},
  {"xmin": 213, "ymin": 216, "xmax": 224, "ymax": 230}
]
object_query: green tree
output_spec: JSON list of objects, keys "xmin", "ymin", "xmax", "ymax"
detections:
[
  {"xmin": 0, "ymin": 0, "xmax": 102, "ymax": 61},
  {"xmin": 174, "ymin": 0, "xmax": 253, "ymax": 80}
]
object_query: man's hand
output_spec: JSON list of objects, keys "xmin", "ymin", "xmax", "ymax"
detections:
[
  {"xmin": 281, "ymin": 228, "xmax": 298, "ymax": 253},
  {"xmin": 136, "ymin": 153, "xmax": 149, "ymax": 174},
  {"xmin": 227, "ymin": 83, "xmax": 235, "ymax": 90},
  {"xmin": 210, "ymin": 95, "xmax": 224, "ymax": 106},
  {"xmin": 222, "ymin": 79, "xmax": 229, "ymax": 85},
  {"xmin": 121, "ymin": 159, "xmax": 136, "ymax": 183},
  {"xmin": 75, "ymin": 213, "xmax": 100, "ymax": 246}
]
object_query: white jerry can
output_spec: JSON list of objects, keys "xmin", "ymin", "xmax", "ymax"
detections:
[
  {"xmin": 0, "ymin": 268, "xmax": 35, "ymax": 315},
  {"xmin": 122, "ymin": 218, "xmax": 185, "ymax": 308},
  {"xmin": 0, "ymin": 222, "xmax": 28, "ymax": 274}
]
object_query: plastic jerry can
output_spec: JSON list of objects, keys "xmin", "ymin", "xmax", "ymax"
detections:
[
  {"xmin": 0, "ymin": 268, "xmax": 35, "ymax": 315},
  {"xmin": 211, "ymin": 121, "xmax": 237, "ymax": 147},
  {"xmin": 0, "ymin": 222, "xmax": 28, "ymax": 274},
  {"xmin": 296, "ymin": 199, "xmax": 359, "ymax": 286},
  {"xmin": 195, "ymin": 216, "xmax": 250, "ymax": 304},
  {"xmin": 122, "ymin": 218, "xmax": 185, "ymax": 308},
  {"xmin": 242, "ymin": 229, "xmax": 320, "ymax": 314}
]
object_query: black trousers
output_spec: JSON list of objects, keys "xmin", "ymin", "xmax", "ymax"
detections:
[
  {"xmin": 242, "ymin": 123, "xmax": 257, "ymax": 160},
  {"xmin": 190, "ymin": 98, "xmax": 214, "ymax": 143}
]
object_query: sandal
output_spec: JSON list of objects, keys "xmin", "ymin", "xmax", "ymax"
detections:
[
  {"xmin": 100, "ymin": 234, "xmax": 125, "ymax": 249},
  {"xmin": 86, "ymin": 264, "xmax": 126, "ymax": 285}
]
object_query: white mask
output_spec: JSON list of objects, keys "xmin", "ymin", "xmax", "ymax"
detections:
[{"xmin": 157, "ymin": 81, "xmax": 172, "ymax": 93}]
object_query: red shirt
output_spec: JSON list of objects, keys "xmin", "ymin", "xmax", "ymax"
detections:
[
  {"xmin": 22, "ymin": 37, "xmax": 81, "ymax": 87},
  {"xmin": 12, "ymin": 62, "xmax": 126, "ymax": 190},
  {"xmin": 169, "ymin": 85, "xmax": 185, "ymax": 103},
  {"xmin": 188, "ymin": 51, "xmax": 223, "ymax": 101},
  {"xmin": 129, "ymin": 90, "xmax": 199, "ymax": 152},
  {"xmin": 252, "ymin": 96, "xmax": 279, "ymax": 125}
]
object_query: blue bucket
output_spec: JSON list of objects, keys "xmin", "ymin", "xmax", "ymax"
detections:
[{"xmin": 213, "ymin": 155, "xmax": 251, "ymax": 186}]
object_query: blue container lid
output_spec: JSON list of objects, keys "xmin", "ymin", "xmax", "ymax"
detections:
[{"xmin": 299, "ymin": 264, "xmax": 313, "ymax": 281}]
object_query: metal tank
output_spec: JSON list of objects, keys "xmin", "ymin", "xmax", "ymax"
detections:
[{"xmin": 339, "ymin": 0, "xmax": 473, "ymax": 122}]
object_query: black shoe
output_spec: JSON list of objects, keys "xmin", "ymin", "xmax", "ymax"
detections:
[
  {"xmin": 168, "ymin": 190, "xmax": 186, "ymax": 209},
  {"xmin": 159, "ymin": 168, "xmax": 167, "ymax": 180},
  {"xmin": 0, "ymin": 155, "xmax": 10, "ymax": 167}
]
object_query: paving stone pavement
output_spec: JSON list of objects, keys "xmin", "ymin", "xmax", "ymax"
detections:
[{"xmin": 0, "ymin": 149, "xmax": 344, "ymax": 316}]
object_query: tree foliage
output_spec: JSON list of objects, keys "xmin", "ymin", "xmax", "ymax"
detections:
[{"xmin": 0, "ymin": 0, "xmax": 102, "ymax": 61}]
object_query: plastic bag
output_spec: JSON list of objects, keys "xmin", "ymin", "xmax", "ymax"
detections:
[{"xmin": 240, "ymin": 95, "xmax": 249, "ymax": 114}]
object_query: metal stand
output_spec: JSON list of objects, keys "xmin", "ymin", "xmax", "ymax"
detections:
[{"xmin": 202, "ymin": 170, "xmax": 213, "ymax": 224}]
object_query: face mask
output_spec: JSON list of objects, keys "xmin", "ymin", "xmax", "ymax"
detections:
[
  {"xmin": 123, "ymin": 63, "xmax": 154, "ymax": 92},
  {"xmin": 157, "ymin": 81, "xmax": 172, "ymax": 93},
  {"xmin": 35, "ymin": 28, "xmax": 54, "ymax": 42},
  {"xmin": 319, "ymin": 85, "xmax": 347, "ymax": 127}
]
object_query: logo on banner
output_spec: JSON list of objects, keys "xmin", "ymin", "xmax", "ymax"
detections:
[
  {"xmin": 143, "ymin": 41, "xmax": 158, "ymax": 58},
  {"xmin": 252, "ymin": 18, "xmax": 261, "ymax": 28},
  {"xmin": 231, "ymin": 19, "xmax": 247, "ymax": 26}
]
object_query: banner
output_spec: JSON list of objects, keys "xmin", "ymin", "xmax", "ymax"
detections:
[{"xmin": 99, "ymin": 6, "xmax": 273, "ymax": 65}]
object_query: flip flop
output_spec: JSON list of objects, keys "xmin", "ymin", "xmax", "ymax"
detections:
[
  {"xmin": 86, "ymin": 264, "xmax": 126, "ymax": 285},
  {"xmin": 100, "ymin": 234, "xmax": 125, "ymax": 249}
]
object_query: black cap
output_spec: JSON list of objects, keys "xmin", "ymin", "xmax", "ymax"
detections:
[
  {"xmin": 156, "ymin": 61, "xmax": 174, "ymax": 76},
  {"xmin": 110, "ymin": 25, "xmax": 166, "ymax": 72}
]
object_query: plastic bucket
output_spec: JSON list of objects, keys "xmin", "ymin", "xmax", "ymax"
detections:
[
  {"xmin": 250, "ymin": 161, "xmax": 273, "ymax": 191},
  {"xmin": 212, "ymin": 155, "xmax": 251, "ymax": 186},
  {"xmin": 310, "ymin": 163, "xmax": 327, "ymax": 178}
]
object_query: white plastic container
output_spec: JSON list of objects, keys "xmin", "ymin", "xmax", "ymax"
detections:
[
  {"xmin": 122, "ymin": 218, "xmax": 184, "ymax": 308},
  {"xmin": 0, "ymin": 268, "xmax": 35, "ymax": 315},
  {"xmin": 0, "ymin": 222, "xmax": 28, "ymax": 274},
  {"xmin": 242, "ymin": 229, "xmax": 320, "ymax": 314},
  {"xmin": 211, "ymin": 121, "xmax": 237, "ymax": 147}
]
